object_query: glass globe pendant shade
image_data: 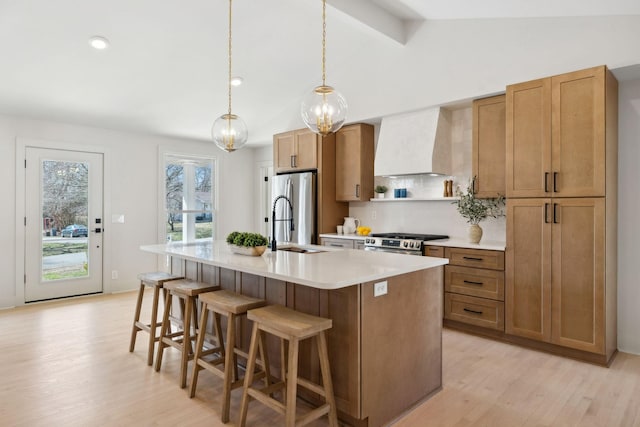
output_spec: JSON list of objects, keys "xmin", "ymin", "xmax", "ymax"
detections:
[
  {"xmin": 211, "ymin": 113, "xmax": 248, "ymax": 152},
  {"xmin": 301, "ymin": 85, "xmax": 347, "ymax": 136}
]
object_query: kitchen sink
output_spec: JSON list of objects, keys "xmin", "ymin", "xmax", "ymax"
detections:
[{"xmin": 277, "ymin": 247, "xmax": 325, "ymax": 254}]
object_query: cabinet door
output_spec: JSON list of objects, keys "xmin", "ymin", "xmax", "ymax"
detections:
[
  {"xmin": 551, "ymin": 198, "xmax": 605, "ymax": 353},
  {"xmin": 506, "ymin": 78, "xmax": 552, "ymax": 198},
  {"xmin": 505, "ymin": 198, "xmax": 551, "ymax": 342},
  {"xmin": 274, "ymin": 131, "xmax": 295, "ymax": 172},
  {"xmin": 473, "ymin": 95, "xmax": 506, "ymax": 198},
  {"xmin": 336, "ymin": 124, "xmax": 374, "ymax": 202},
  {"xmin": 551, "ymin": 67, "xmax": 606, "ymax": 197},
  {"xmin": 294, "ymin": 128, "xmax": 318, "ymax": 170}
]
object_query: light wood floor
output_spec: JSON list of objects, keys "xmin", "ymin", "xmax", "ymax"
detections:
[{"xmin": 1, "ymin": 291, "xmax": 639, "ymax": 427}]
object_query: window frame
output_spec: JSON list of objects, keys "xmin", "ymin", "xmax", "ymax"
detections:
[{"xmin": 158, "ymin": 150, "xmax": 218, "ymax": 245}]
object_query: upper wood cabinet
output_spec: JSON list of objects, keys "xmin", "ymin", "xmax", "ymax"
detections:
[
  {"xmin": 273, "ymin": 128, "xmax": 318, "ymax": 173},
  {"xmin": 506, "ymin": 66, "xmax": 615, "ymax": 198},
  {"xmin": 335, "ymin": 123, "xmax": 374, "ymax": 202},
  {"xmin": 472, "ymin": 95, "xmax": 506, "ymax": 198}
]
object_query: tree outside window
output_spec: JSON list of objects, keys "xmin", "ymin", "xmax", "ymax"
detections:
[{"xmin": 165, "ymin": 155, "xmax": 215, "ymax": 243}]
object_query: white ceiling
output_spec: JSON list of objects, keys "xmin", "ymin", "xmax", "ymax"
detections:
[{"xmin": 0, "ymin": 0, "xmax": 639, "ymax": 147}]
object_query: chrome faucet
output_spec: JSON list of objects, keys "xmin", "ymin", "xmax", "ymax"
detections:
[{"xmin": 271, "ymin": 195, "xmax": 294, "ymax": 252}]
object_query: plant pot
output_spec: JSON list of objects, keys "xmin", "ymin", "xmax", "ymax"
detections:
[
  {"xmin": 375, "ymin": 193, "xmax": 385, "ymax": 199},
  {"xmin": 228, "ymin": 244, "xmax": 267, "ymax": 256},
  {"xmin": 468, "ymin": 224, "xmax": 483, "ymax": 244}
]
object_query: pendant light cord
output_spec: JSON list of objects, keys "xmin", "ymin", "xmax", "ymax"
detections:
[
  {"xmin": 321, "ymin": 0, "xmax": 326, "ymax": 87},
  {"xmin": 227, "ymin": 0, "xmax": 233, "ymax": 116}
]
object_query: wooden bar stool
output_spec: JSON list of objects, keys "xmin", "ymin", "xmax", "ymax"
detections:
[
  {"xmin": 189, "ymin": 290, "xmax": 269, "ymax": 423},
  {"xmin": 154, "ymin": 279, "xmax": 220, "ymax": 388},
  {"xmin": 238, "ymin": 305, "xmax": 338, "ymax": 427},
  {"xmin": 129, "ymin": 272, "xmax": 183, "ymax": 365}
]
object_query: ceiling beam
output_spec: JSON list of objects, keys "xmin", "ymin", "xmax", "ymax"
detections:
[{"xmin": 327, "ymin": 0, "xmax": 408, "ymax": 45}]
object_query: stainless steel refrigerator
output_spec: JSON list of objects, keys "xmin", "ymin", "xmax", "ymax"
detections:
[{"xmin": 271, "ymin": 171, "xmax": 316, "ymax": 246}]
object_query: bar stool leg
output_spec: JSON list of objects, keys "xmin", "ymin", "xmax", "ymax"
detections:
[
  {"xmin": 146, "ymin": 284, "xmax": 161, "ymax": 365},
  {"xmin": 188, "ymin": 302, "xmax": 210, "ymax": 398},
  {"xmin": 221, "ymin": 311, "xmax": 237, "ymax": 423},
  {"xmin": 155, "ymin": 290, "xmax": 173, "ymax": 372},
  {"xmin": 258, "ymin": 330, "xmax": 272, "ymax": 389},
  {"xmin": 239, "ymin": 322, "xmax": 260, "ymax": 427},
  {"xmin": 129, "ymin": 282, "xmax": 145, "ymax": 352},
  {"xmin": 317, "ymin": 331, "xmax": 339, "ymax": 427},
  {"xmin": 180, "ymin": 296, "xmax": 194, "ymax": 389},
  {"xmin": 285, "ymin": 338, "xmax": 299, "ymax": 427}
]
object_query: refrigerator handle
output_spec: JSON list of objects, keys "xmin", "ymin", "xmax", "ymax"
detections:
[{"xmin": 285, "ymin": 178, "xmax": 293, "ymax": 241}]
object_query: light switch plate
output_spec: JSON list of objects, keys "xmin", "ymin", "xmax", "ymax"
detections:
[
  {"xmin": 111, "ymin": 214, "xmax": 125, "ymax": 223},
  {"xmin": 374, "ymin": 281, "xmax": 388, "ymax": 297}
]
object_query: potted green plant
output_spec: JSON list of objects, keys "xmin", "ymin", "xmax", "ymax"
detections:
[
  {"xmin": 374, "ymin": 185, "xmax": 388, "ymax": 199},
  {"xmin": 226, "ymin": 231, "xmax": 269, "ymax": 256},
  {"xmin": 453, "ymin": 181, "xmax": 504, "ymax": 243}
]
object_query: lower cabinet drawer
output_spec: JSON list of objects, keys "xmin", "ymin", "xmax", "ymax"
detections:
[
  {"xmin": 321, "ymin": 238, "xmax": 353, "ymax": 249},
  {"xmin": 444, "ymin": 293, "xmax": 505, "ymax": 331},
  {"xmin": 444, "ymin": 247, "xmax": 504, "ymax": 270},
  {"xmin": 445, "ymin": 265, "xmax": 504, "ymax": 301},
  {"xmin": 424, "ymin": 245, "xmax": 444, "ymax": 258}
]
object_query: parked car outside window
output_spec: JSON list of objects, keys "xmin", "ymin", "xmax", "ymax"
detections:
[{"xmin": 61, "ymin": 224, "xmax": 88, "ymax": 238}]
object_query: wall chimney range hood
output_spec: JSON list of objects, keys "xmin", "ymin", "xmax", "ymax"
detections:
[{"xmin": 374, "ymin": 107, "xmax": 451, "ymax": 177}]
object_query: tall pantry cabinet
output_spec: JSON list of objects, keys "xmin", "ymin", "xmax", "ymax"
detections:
[{"xmin": 505, "ymin": 65, "xmax": 617, "ymax": 364}]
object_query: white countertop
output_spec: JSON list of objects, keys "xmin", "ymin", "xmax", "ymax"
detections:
[
  {"xmin": 319, "ymin": 233, "xmax": 505, "ymax": 251},
  {"xmin": 141, "ymin": 240, "xmax": 448, "ymax": 290}
]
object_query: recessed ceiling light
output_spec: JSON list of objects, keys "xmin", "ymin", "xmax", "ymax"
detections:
[
  {"xmin": 89, "ymin": 36, "xmax": 110, "ymax": 50},
  {"xmin": 230, "ymin": 76, "xmax": 243, "ymax": 87}
]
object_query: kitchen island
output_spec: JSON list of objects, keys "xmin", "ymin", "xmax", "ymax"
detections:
[{"xmin": 141, "ymin": 241, "xmax": 447, "ymax": 427}]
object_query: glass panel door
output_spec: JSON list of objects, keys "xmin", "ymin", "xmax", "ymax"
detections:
[{"xmin": 25, "ymin": 148, "xmax": 103, "ymax": 302}]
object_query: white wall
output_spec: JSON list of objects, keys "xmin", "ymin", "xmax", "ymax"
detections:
[
  {"xmin": 1, "ymin": 114, "xmax": 257, "ymax": 308},
  {"xmin": 617, "ymin": 79, "xmax": 640, "ymax": 355}
]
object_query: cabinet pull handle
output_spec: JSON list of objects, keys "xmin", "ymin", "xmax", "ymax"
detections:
[
  {"xmin": 544, "ymin": 203, "xmax": 550, "ymax": 223},
  {"xmin": 355, "ymin": 184, "xmax": 360, "ymax": 198},
  {"xmin": 293, "ymin": 155, "xmax": 298, "ymax": 168},
  {"xmin": 462, "ymin": 256, "xmax": 483, "ymax": 261},
  {"xmin": 290, "ymin": 155, "xmax": 294, "ymax": 168},
  {"xmin": 463, "ymin": 308, "xmax": 483, "ymax": 315},
  {"xmin": 553, "ymin": 172, "xmax": 558, "ymax": 192},
  {"xmin": 553, "ymin": 203, "xmax": 559, "ymax": 224},
  {"xmin": 463, "ymin": 280, "xmax": 484, "ymax": 286},
  {"xmin": 329, "ymin": 243, "xmax": 343, "ymax": 247},
  {"xmin": 544, "ymin": 172, "xmax": 549, "ymax": 192}
]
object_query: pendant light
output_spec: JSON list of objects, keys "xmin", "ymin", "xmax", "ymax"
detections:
[
  {"xmin": 301, "ymin": 0, "xmax": 347, "ymax": 136},
  {"xmin": 212, "ymin": 0, "xmax": 248, "ymax": 152}
]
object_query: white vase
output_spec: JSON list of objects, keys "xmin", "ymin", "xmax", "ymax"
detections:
[
  {"xmin": 468, "ymin": 224, "xmax": 483, "ymax": 244},
  {"xmin": 375, "ymin": 193, "xmax": 385, "ymax": 199}
]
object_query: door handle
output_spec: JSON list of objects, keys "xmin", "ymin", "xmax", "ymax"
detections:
[
  {"xmin": 553, "ymin": 172, "xmax": 558, "ymax": 192},
  {"xmin": 463, "ymin": 308, "xmax": 483, "ymax": 315},
  {"xmin": 553, "ymin": 203, "xmax": 559, "ymax": 224},
  {"xmin": 544, "ymin": 172, "xmax": 549, "ymax": 193},
  {"xmin": 355, "ymin": 184, "xmax": 360, "ymax": 198},
  {"xmin": 544, "ymin": 203, "xmax": 550, "ymax": 223}
]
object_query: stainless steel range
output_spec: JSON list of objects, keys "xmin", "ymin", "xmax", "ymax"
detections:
[{"xmin": 364, "ymin": 232, "xmax": 449, "ymax": 255}]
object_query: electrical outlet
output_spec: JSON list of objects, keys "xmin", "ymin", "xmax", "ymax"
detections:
[
  {"xmin": 111, "ymin": 270, "xmax": 118, "ymax": 280},
  {"xmin": 374, "ymin": 281, "xmax": 387, "ymax": 297},
  {"xmin": 371, "ymin": 210, "xmax": 377, "ymax": 220}
]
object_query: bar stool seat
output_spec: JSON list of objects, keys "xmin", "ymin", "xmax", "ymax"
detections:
[
  {"xmin": 129, "ymin": 272, "xmax": 183, "ymax": 365},
  {"xmin": 239, "ymin": 305, "xmax": 338, "ymax": 427},
  {"xmin": 155, "ymin": 279, "xmax": 220, "ymax": 388},
  {"xmin": 189, "ymin": 290, "xmax": 269, "ymax": 423}
]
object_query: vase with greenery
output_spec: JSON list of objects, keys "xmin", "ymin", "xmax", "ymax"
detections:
[
  {"xmin": 453, "ymin": 181, "xmax": 504, "ymax": 243},
  {"xmin": 226, "ymin": 231, "xmax": 269, "ymax": 256},
  {"xmin": 374, "ymin": 185, "xmax": 388, "ymax": 199}
]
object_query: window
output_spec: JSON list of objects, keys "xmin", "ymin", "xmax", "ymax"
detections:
[{"xmin": 164, "ymin": 154, "xmax": 216, "ymax": 243}]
